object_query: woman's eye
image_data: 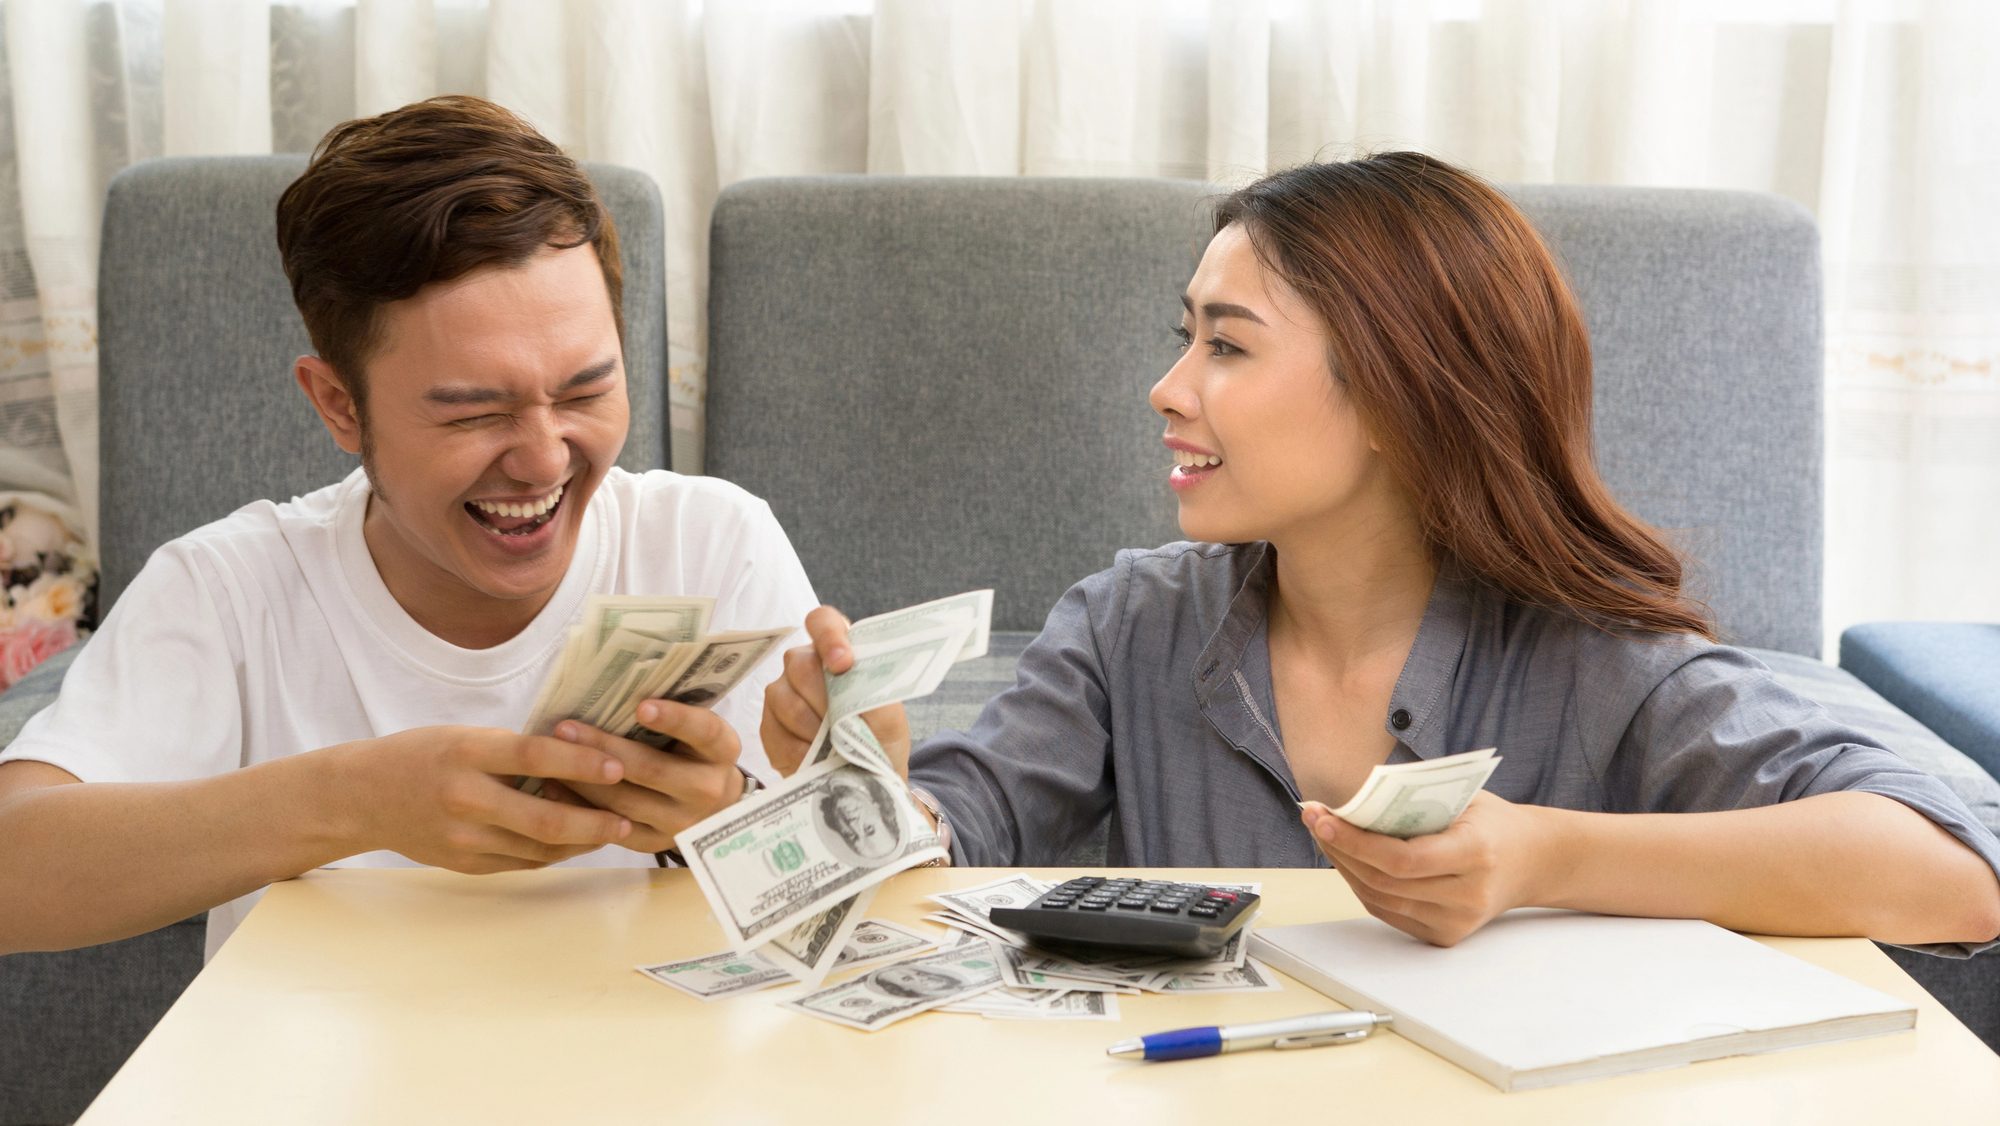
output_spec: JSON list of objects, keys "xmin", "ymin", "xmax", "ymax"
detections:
[
  {"xmin": 1171, "ymin": 322, "xmax": 1193, "ymax": 350},
  {"xmin": 1206, "ymin": 337, "xmax": 1239, "ymax": 357}
]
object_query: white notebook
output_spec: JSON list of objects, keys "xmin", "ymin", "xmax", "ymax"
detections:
[{"xmin": 1250, "ymin": 910, "xmax": 1916, "ymax": 1092}]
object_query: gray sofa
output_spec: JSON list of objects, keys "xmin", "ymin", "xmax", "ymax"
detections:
[{"xmin": 4, "ymin": 166, "xmax": 1997, "ymax": 1123}]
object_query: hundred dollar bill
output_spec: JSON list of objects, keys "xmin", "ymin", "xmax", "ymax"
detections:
[
  {"xmin": 802, "ymin": 590, "xmax": 992, "ymax": 766},
  {"xmin": 674, "ymin": 758, "xmax": 946, "ymax": 949},
  {"xmin": 606, "ymin": 626, "xmax": 793, "ymax": 748},
  {"xmin": 763, "ymin": 886, "xmax": 876, "ymax": 988},
  {"xmin": 926, "ymin": 874, "xmax": 1053, "ymax": 946},
  {"xmin": 1153, "ymin": 957, "xmax": 1285, "ymax": 994},
  {"xmin": 1326, "ymin": 747, "xmax": 1501, "ymax": 838},
  {"xmin": 975, "ymin": 990, "xmax": 1120, "ymax": 1021},
  {"xmin": 782, "ymin": 941, "xmax": 1004, "ymax": 1031},
  {"xmin": 635, "ymin": 919, "xmax": 933, "ymax": 1001}
]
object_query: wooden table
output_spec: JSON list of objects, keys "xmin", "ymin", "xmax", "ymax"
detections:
[{"xmin": 80, "ymin": 867, "xmax": 2000, "ymax": 1124}]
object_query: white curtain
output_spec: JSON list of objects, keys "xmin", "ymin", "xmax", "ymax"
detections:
[{"xmin": 2, "ymin": 0, "xmax": 1994, "ymax": 641}]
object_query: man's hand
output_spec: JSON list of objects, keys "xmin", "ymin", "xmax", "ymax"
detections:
[
  {"xmin": 543, "ymin": 700, "xmax": 749, "ymax": 854},
  {"xmin": 760, "ymin": 605, "xmax": 911, "ymax": 779},
  {"xmin": 1300, "ymin": 790, "xmax": 1554, "ymax": 946},
  {"xmin": 338, "ymin": 726, "xmax": 634, "ymax": 874}
]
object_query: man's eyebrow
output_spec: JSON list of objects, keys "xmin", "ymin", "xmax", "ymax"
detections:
[
  {"xmin": 423, "ymin": 358, "xmax": 619, "ymax": 407},
  {"xmin": 1179, "ymin": 294, "xmax": 1269, "ymax": 326}
]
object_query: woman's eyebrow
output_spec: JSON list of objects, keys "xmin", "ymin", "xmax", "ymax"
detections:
[{"xmin": 1180, "ymin": 293, "xmax": 1268, "ymax": 326}]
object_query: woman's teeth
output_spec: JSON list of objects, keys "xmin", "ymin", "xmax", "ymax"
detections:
[
  {"xmin": 1173, "ymin": 450, "xmax": 1222, "ymax": 469},
  {"xmin": 471, "ymin": 484, "xmax": 564, "ymax": 519}
]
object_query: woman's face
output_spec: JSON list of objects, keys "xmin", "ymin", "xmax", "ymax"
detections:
[{"xmin": 1148, "ymin": 223, "xmax": 1392, "ymax": 548}]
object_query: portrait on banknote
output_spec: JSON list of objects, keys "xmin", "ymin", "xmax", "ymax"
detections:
[
  {"xmin": 816, "ymin": 773, "xmax": 902, "ymax": 865},
  {"xmin": 869, "ymin": 964, "xmax": 965, "ymax": 1000}
]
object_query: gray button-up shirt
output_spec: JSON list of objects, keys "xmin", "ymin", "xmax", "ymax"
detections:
[{"xmin": 910, "ymin": 541, "xmax": 2000, "ymax": 956}]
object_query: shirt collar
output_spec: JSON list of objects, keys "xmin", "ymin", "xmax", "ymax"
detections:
[{"xmin": 1192, "ymin": 543, "xmax": 1479, "ymax": 763}]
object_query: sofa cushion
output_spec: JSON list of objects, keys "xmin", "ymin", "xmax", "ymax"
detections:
[
  {"xmin": 0, "ymin": 642, "xmax": 80, "ymax": 752},
  {"xmin": 1839, "ymin": 623, "xmax": 2000, "ymax": 783}
]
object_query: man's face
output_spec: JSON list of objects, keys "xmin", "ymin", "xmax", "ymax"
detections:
[{"xmin": 349, "ymin": 244, "xmax": 627, "ymax": 636}]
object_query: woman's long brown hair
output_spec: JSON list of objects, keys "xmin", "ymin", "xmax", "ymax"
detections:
[{"xmin": 1216, "ymin": 153, "xmax": 1714, "ymax": 639}]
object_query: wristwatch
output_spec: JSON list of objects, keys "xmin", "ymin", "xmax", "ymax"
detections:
[{"xmin": 655, "ymin": 767, "xmax": 764, "ymax": 868}]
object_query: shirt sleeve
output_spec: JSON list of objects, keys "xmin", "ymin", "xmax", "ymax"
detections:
[
  {"xmin": 1611, "ymin": 645, "xmax": 2000, "ymax": 958},
  {"xmin": 705, "ymin": 496, "xmax": 819, "ymax": 784},
  {"xmin": 0, "ymin": 544, "xmax": 243, "ymax": 784},
  {"xmin": 908, "ymin": 571, "xmax": 1119, "ymax": 867}
]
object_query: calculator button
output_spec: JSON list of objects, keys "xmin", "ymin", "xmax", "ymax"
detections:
[
  {"xmin": 1189, "ymin": 905, "xmax": 1222, "ymax": 917},
  {"xmin": 1205, "ymin": 891, "xmax": 1238, "ymax": 902},
  {"xmin": 1076, "ymin": 900, "xmax": 1110, "ymax": 911},
  {"xmin": 1149, "ymin": 902, "xmax": 1184, "ymax": 913},
  {"xmin": 1115, "ymin": 900, "xmax": 1149, "ymax": 910}
]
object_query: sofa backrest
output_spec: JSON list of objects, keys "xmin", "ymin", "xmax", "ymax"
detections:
[
  {"xmin": 705, "ymin": 177, "xmax": 1823, "ymax": 653},
  {"xmin": 96, "ymin": 156, "xmax": 671, "ymax": 610}
]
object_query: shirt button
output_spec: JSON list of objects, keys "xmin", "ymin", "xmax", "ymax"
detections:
[{"xmin": 1389, "ymin": 708, "xmax": 1412, "ymax": 731}]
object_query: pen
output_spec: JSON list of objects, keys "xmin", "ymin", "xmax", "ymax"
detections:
[{"xmin": 1107, "ymin": 1010, "xmax": 1392, "ymax": 1061}]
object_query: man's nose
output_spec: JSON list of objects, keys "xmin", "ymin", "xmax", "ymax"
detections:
[{"xmin": 502, "ymin": 409, "xmax": 570, "ymax": 485}]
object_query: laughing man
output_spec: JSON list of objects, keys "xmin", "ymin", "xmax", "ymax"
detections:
[{"xmin": 0, "ymin": 97, "xmax": 818, "ymax": 957}]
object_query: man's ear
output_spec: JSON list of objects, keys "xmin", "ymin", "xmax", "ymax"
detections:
[{"xmin": 295, "ymin": 355, "xmax": 363, "ymax": 455}]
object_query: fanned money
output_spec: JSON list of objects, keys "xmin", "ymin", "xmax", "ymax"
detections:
[
  {"xmin": 781, "ymin": 939, "xmax": 1004, "ymax": 1031},
  {"xmin": 515, "ymin": 595, "xmax": 793, "ymax": 794},
  {"xmin": 635, "ymin": 919, "xmax": 935, "ymax": 1001},
  {"xmin": 674, "ymin": 591, "xmax": 994, "ymax": 980},
  {"xmin": 1324, "ymin": 747, "xmax": 1502, "ymax": 838}
]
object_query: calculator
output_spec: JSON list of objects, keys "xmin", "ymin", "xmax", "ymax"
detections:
[{"xmin": 986, "ymin": 876, "xmax": 1260, "ymax": 958}]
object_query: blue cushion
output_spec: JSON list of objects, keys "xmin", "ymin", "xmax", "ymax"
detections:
[{"xmin": 1840, "ymin": 624, "xmax": 2000, "ymax": 783}]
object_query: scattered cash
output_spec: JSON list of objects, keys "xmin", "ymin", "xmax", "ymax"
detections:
[
  {"xmin": 635, "ymin": 919, "xmax": 936, "ymax": 1001},
  {"xmin": 1326, "ymin": 747, "xmax": 1502, "ymax": 838},
  {"xmin": 781, "ymin": 939, "xmax": 1004, "ymax": 1031},
  {"xmin": 676, "ymin": 591, "xmax": 994, "ymax": 984},
  {"xmin": 516, "ymin": 595, "xmax": 793, "ymax": 794}
]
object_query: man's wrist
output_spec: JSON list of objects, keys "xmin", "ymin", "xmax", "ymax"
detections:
[
  {"xmin": 656, "ymin": 766, "xmax": 764, "ymax": 868},
  {"xmin": 905, "ymin": 783, "xmax": 953, "ymax": 868}
]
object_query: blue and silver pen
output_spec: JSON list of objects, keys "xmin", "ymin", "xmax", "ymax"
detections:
[{"xmin": 1106, "ymin": 1011, "xmax": 1391, "ymax": 1061}]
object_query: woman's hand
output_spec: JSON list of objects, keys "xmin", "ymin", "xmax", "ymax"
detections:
[
  {"xmin": 760, "ymin": 605, "xmax": 912, "ymax": 779},
  {"xmin": 1300, "ymin": 791, "xmax": 1557, "ymax": 946}
]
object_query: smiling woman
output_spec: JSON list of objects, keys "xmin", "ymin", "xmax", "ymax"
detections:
[{"xmin": 763, "ymin": 151, "xmax": 2000, "ymax": 958}]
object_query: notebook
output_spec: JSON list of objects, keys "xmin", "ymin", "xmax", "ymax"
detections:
[{"xmin": 1250, "ymin": 909, "xmax": 1916, "ymax": 1091}]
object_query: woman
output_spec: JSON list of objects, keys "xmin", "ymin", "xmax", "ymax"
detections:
[{"xmin": 761, "ymin": 153, "xmax": 2000, "ymax": 953}]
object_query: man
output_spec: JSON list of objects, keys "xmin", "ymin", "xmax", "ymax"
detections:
[{"xmin": 0, "ymin": 97, "xmax": 817, "ymax": 958}]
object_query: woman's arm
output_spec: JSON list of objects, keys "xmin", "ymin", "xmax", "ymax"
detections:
[{"xmin": 1304, "ymin": 790, "xmax": 2000, "ymax": 947}]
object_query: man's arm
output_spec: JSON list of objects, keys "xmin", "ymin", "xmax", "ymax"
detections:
[{"xmin": 0, "ymin": 728, "xmax": 637, "ymax": 955}]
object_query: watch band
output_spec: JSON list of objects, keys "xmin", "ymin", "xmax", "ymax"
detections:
[{"xmin": 905, "ymin": 783, "xmax": 955, "ymax": 868}]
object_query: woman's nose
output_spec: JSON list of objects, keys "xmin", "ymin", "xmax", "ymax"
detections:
[{"xmin": 1149, "ymin": 349, "xmax": 1199, "ymax": 420}]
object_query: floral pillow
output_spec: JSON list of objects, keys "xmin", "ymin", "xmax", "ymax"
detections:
[{"xmin": 0, "ymin": 493, "xmax": 95, "ymax": 692}]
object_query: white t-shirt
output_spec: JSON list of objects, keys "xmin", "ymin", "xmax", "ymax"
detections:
[{"xmin": 1, "ymin": 467, "xmax": 819, "ymax": 957}]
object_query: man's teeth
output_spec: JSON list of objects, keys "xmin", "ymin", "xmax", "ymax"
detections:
[
  {"xmin": 471, "ymin": 484, "xmax": 564, "ymax": 519},
  {"xmin": 1173, "ymin": 450, "xmax": 1223, "ymax": 469}
]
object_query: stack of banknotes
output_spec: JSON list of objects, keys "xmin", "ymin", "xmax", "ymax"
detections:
[
  {"xmin": 1320, "ymin": 746, "xmax": 1502, "ymax": 837},
  {"xmin": 516, "ymin": 594, "xmax": 793, "ymax": 795}
]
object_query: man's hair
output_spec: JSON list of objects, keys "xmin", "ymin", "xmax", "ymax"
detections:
[{"xmin": 275, "ymin": 95, "xmax": 624, "ymax": 407}]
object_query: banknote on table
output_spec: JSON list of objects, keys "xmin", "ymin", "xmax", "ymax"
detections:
[
  {"xmin": 762, "ymin": 885, "xmax": 878, "ymax": 987},
  {"xmin": 984, "ymin": 990, "xmax": 1121, "ymax": 1021},
  {"xmin": 781, "ymin": 940, "xmax": 1004, "ymax": 1032},
  {"xmin": 1152, "ymin": 957, "xmax": 1285, "ymax": 994},
  {"xmin": 925, "ymin": 873, "xmax": 1052, "ymax": 947},
  {"xmin": 635, "ymin": 919, "xmax": 934, "ymax": 1002},
  {"xmin": 1324, "ymin": 747, "xmax": 1502, "ymax": 838}
]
